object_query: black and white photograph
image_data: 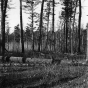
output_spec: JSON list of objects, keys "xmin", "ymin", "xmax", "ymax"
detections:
[{"xmin": 0, "ymin": 0, "xmax": 88, "ymax": 88}]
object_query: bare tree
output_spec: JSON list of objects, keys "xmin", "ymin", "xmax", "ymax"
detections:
[
  {"xmin": 38, "ymin": 0, "xmax": 45, "ymax": 52},
  {"xmin": 78, "ymin": 0, "xmax": 82, "ymax": 54},
  {"xmin": 1, "ymin": 0, "xmax": 8, "ymax": 62},
  {"xmin": 20, "ymin": 0, "xmax": 24, "ymax": 54},
  {"xmin": 86, "ymin": 23, "xmax": 88, "ymax": 60},
  {"xmin": 52, "ymin": 0, "xmax": 55, "ymax": 51}
]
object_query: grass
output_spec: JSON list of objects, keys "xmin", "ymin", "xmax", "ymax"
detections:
[
  {"xmin": 0, "ymin": 47, "xmax": 87, "ymax": 88},
  {"xmin": 52, "ymin": 67, "xmax": 88, "ymax": 88},
  {"xmin": 0, "ymin": 61, "xmax": 86, "ymax": 88}
]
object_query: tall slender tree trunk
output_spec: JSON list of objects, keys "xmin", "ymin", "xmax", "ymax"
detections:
[
  {"xmin": 64, "ymin": 22, "xmax": 66, "ymax": 53},
  {"xmin": 58, "ymin": 31, "xmax": 60, "ymax": 52},
  {"xmin": 71, "ymin": 24, "xmax": 73, "ymax": 54},
  {"xmin": 20, "ymin": 0, "xmax": 24, "ymax": 54},
  {"xmin": 27, "ymin": 38, "xmax": 28, "ymax": 51},
  {"xmin": 86, "ymin": 27, "xmax": 88, "ymax": 60},
  {"xmin": 38, "ymin": 0, "xmax": 44, "ymax": 52},
  {"xmin": 72, "ymin": 0, "xmax": 78, "ymax": 54},
  {"xmin": 45, "ymin": 1, "xmax": 50, "ymax": 50},
  {"xmin": 66, "ymin": 19, "xmax": 68, "ymax": 53},
  {"xmin": 78, "ymin": 0, "xmax": 81, "ymax": 54},
  {"xmin": 76, "ymin": 27, "xmax": 78, "ymax": 52},
  {"xmin": 6, "ymin": 28, "xmax": 9, "ymax": 51},
  {"xmin": 7, "ymin": 33, "xmax": 9, "ymax": 50},
  {"xmin": 32, "ymin": 1, "xmax": 34, "ymax": 51},
  {"xmin": 1, "ymin": 0, "xmax": 3, "ymax": 55},
  {"xmin": 70, "ymin": 0, "xmax": 73, "ymax": 54},
  {"xmin": 52, "ymin": 0, "xmax": 55, "ymax": 51},
  {"xmin": 1, "ymin": 0, "xmax": 8, "ymax": 62},
  {"xmin": 13, "ymin": 32, "xmax": 15, "ymax": 51},
  {"xmin": 69, "ymin": 17, "xmax": 73, "ymax": 54}
]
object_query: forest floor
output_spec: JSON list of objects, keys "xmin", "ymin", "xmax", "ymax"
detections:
[
  {"xmin": 0, "ymin": 51, "xmax": 87, "ymax": 88},
  {"xmin": 0, "ymin": 59, "xmax": 87, "ymax": 88}
]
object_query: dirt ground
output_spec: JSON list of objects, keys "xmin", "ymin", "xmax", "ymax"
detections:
[
  {"xmin": 0, "ymin": 60, "xmax": 87, "ymax": 88},
  {"xmin": 52, "ymin": 67, "xmax": 88, "ymax": 88}
]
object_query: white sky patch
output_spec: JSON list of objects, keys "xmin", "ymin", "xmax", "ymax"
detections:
[
  {"xmin": 7, "ymin": 0, "xmax": 29, "ymax": 32},
  {"xmin": 7, "ymin": 0, "xmax": 88, "ymax": 33},
  {"xmin": 7, "ymin": 0, "xmax": 20, "ymax": 32},
  {"xmin": 81, "ymin": 0, "xmax": 88, "ymax": 28}
]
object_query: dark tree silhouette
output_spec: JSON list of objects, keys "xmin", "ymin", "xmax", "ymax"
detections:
[
  {"xmin": 1, "ymin": 0, "xmax": 8, "ymax": 62},
  {"xmin": 61, "ymin": 0, "xmax": 75, "ymax": 53},
  {"xmin": 52, "ymin": 0, "xmax": 55, "ymax": 51},
  {"xmin": 31, "ymin": 1, "xmax": 34, "ymax": 51},
  {"xmin": 38, "ymin": 0, "xmax": 45, "ymax": 52},
  {"xmin": 78, "ymin": 0, "xmax": 82, "ymax": 54},
  {"xmin": 20, "ymin": 0, "xmax": 24, "ymax": 54}
]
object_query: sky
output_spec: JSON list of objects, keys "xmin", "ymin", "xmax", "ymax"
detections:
[
  {"xmin": 7, "ymin": 0, "xmax": 88, "ymax": 33},
  {"xmin": 81, "ymin": 0, "xmax": 88, "ymax": 28}
]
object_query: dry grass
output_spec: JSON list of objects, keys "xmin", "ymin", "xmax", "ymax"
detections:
[{"xmin": 0, "ymin": 61, "xmax": 86, "ymax": 88}]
